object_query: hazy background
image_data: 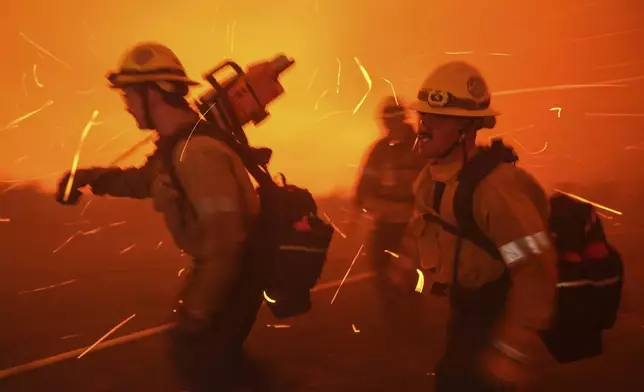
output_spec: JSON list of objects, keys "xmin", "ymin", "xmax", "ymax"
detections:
[{"xmin": 1, "ymin": 0, "xmax": 643, "ymax": 195}]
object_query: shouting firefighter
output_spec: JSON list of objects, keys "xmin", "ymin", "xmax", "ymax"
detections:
[
  {"xmin": 55, "ymin": 42, "xmax": 266, "ymax": 391},
  {"xmin": 407, "ymin": 61, "xmax": 558, "ymax": 391},
  {"xmin": 352, "ymin": 96, "xmax": 427, "ymax": 335}
]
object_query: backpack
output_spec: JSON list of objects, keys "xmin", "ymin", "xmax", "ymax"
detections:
[
  {"xmin": 423, "ymin": 139, "xmax": 624, "ymax": 363},
  {"xmin": 159, "ymin": 121, "xmax": 334, "ymax": 319}
]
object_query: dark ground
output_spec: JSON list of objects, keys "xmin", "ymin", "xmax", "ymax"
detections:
[{"xmin": 0, "ymin": 185, "xmax": 643, "ymax": 391}]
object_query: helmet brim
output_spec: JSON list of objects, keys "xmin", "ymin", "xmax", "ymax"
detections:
[
  {"xmin": 408, "ymin": 99, "xmax": 500, "ymax": 117},
  {"xmin": 107, "ymin": 72, "xmax": 200, "ymax": 89}
]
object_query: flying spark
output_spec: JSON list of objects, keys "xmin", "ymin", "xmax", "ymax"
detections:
[
  {"xmin": 179, "ymin": 101, "xmax": 218, "ymax": 162},
  {"xmin": 510, "ymin": 137, "xmax": 548, "ymax": 155},
  {"xmin": 380, "ymin": 78, "xmax": 399, "ymax": 105},
  {"xmin": 415, "ymin": 269, "xmax": 425, "ymax": 293},
  {"xmin": 487, "ymin": 52, "xmax": 512, "ymax": 56},
  {"xmin": 352, "ymin": 57, "xmax": 372, "ymax": 114},
  {"xmin": 77, "ymin": 314, "xmax": 136, "ymax": 359},
  {"xmin": 352, "ymin": 324, "xmax": 361, "ymax": 333},
  {"xmin": 267, "ymin": 324, "xmax": 291, "ymax": 329},
  {"xmin": 592, "ymin": 61, "xmax": 634, "ymax": 71},
  {"xmin": 489, "ymin": 124, "xmax": 536, "ymax": 139},
  {"xmin": 21, "ymin": 73, "xmax": 28, "ymax": 98},
  {"xmin": 19, "ymin": 32, "xmax": 72, "ymax": 69},
  {"xmin": 596, "ymin": 211, "xmax": 614, "ymax": 220},
  {"xmin": 445, "ymin": 51, "xmax": 474, "ymax": 55},
  {"xmin": 495, "ymin": 84, "xmax": 625, "ymax": 97},
  {"xmin": 263, "ymin": 291, "xmax": 277, "ymax": 303},
  {"xmin": 600, "ymin": 74, "xmax": 644, "ymax": 84},
  {"xmin": 108, "ymin": 221, "xmax": 126, "ymax": 227},
  {"xmin": 336, "ymin": 58, "xmax": 341, "ymax": 94},
  {"xmin": 18, "ymin": 279, "xmax": 76, "ymax": 295},
  {"xmin": 313, "ymin": 110, "xmax": 352, "ymax": 123},
  {"xmin": 32, "ymin": 64, "xmax": 44, "ymax": 87},
  {"xmin": 549, "ymin": 107, "xmax": 562, "ymax": 118},
  {"xmin": 156, "ymin": 241, "xmax": 163, "ymax": 250},
  {"xmin": 307, "ymin": 68, "xmax": 319, "ymax": 91},
  {"xmin": 384, "ymin": 250, "xmax": 399, "ymax": 258},
  {"xmin": 81, "ymin": 227, "xmax": 103, "ymax": 235},
  {"xmin": 0, "ymin": 218, "xmax": 10, "ymax": 223},
  {"xmin": 314, "ymin": 89, "xmax": 329, "ymax": 110},
  {"xmin": 568, "ymin": 28, "xmax": 642, "ymax": 44},
  {"xmin": 119, "ymin": 244, "xmax": 137, "ymax": 254},
  {"xmin": 585, "ymin": 112, "xmax": 644, "ymax": 118},
  {"xmin": 96, "ymin": 131, "xmax": 126, "ymax": 151},
  {"xmin": 178, "ymin": 268, "xmax": 185, "ymax": 277},
  {"xmin": 554, "ymin": 189, "xmax": 623, "ymax": 215},
  {"xmin": 80, "ymin": 200, "xmax": 93, "ymax": 216},
  {"xmin": 2, "ymin": 100, "xmax": 54, "ymax": 131},
  {"xmin": 330, "ymin": 243, "xmax": 365, "ymax": 304},
  {"xmin": 323, "ymin": 212, "xmax": 347, "ymax": 239},
  {"xmin": 53, "ymin": 231, "xmax": 83, "ymax": 253},
  {"xmin": 63, "ymin": 110, "xmax": 100, "ymax": 202}
]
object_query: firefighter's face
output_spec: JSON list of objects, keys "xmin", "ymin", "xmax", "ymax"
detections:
[
  {"xmin": 415, "ymin": 112, "xmax": 464, "ymax": 158},
  {"xmin": 120, "ymin": 86, "xmax": 152, "ymax": 130}
]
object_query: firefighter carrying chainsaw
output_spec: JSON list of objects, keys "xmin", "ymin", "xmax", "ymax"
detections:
[
  {"xmin": 55, "ymin": 42, "xmax": 333, "ymax": 392},
  {"xmin": 352, "ymin": 96, "xmax": 427, "ymax": 337},
  {"xmin": 403, "ymin": 61, "xmax": 623, "ymax": 391}
]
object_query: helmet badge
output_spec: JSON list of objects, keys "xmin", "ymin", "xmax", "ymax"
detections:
[
  {"xmin": 467, "ymin": 76, "xmax": 487, "ymax": 99},
  {"xmin": 133, "ymin": 48, "xmax": 154, "ymax": 66}
]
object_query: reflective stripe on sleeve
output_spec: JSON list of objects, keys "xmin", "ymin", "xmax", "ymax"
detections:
[
  {"xmin": 498, "ymin": 231, "xmax": 551, "ymax": 265},
  {"xmin": 557, "ymin": 276, "xmax": 621, "ymax": 288}
]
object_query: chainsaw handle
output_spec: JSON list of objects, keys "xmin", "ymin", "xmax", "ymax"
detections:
[{"xmin": 202, "ymin": 60, "xmax": 245, "ymax": 93}]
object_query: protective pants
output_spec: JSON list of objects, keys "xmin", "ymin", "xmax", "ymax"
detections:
[
  {"xmin": 434, "ymin": 273, "xmax": 514, "ymax": 392},
  {"xmin": 168, "ymin": 262, "xmax": 265, "ymax": 392}
]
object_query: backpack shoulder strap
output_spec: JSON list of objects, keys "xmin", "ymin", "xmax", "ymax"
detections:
[
  {"xmin": 453, "ymin": 139, "xmax": 519, "ymax": 261},
  {"xmin": 161, "ymin": 121, "xmax": 276, "ymax": 189}
]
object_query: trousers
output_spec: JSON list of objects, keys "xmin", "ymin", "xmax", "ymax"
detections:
[
  {"xmin": 434, "ymin": 273, "xmax": 514, "ymax": 392},
  {"xmin": 168, "ymin": 263, "xmax": 265, "ymax": 392}
]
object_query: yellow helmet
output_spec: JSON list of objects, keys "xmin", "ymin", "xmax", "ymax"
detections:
[
  {"xmin": 106, "ymin": 42, "xmax": 199, "ymax": 94},
  {"xmin": 377, "ymin": 96, "xmax": 407, "ymax": 119},
  {"xmin": 408, "ymin": 61, "xmax": 499, "ymax": 118}
]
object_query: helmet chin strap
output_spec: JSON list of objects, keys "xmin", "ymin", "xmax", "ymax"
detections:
[{"xmin": 135, "ymin": 84, "xmax": 156, "ymax": 131}]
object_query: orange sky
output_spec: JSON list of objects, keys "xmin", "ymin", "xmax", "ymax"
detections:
[{"xmin": 1, "ymin": 0, "xmax": 643, "ymax": 196}]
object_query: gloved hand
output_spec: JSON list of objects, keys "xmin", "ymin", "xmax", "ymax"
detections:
[
  {"xmin": 55, "ymin": 169, "xmax": 97, "ymax": 205},
  {"xmin": 386, "ymin": 254, "xmax": 419, "ymax": 293}
]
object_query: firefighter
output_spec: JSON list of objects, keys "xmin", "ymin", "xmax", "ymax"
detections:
[
  {"xmin": 407, "ymin": 61, "xmax": 558, "ymax": 391},
  {"xmin": 352, "ymin": 96, "xmax": 427, "ymax": 335},
  {"xmin": 54, "ymin": 42, "xmax": 265, "ymax": 391}
]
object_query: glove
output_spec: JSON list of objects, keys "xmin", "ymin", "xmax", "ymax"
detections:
[
  {"xmin": 386, "ymin": 255, "xmax": 419, "ymax": 293},
  {"xmin": 55, "ymin": 169, "xmax": 97, "ymax": 205}
]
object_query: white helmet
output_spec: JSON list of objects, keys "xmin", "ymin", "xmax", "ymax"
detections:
[{"xmin": 408, "ymin": 61, "xmax": 499, "ymax": 119}]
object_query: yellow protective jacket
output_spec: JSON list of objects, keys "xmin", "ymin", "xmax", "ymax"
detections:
[
  {"xmin": 90, "ymin": 135, "xmax": 259, "ymax": 319},
  {"xmin": 407, "ymin": 149, "xmax": 557, "ymax": 363},
  {"xmin": 353, "ymin": 134, "xmax": 426, "ymax": 223}
]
